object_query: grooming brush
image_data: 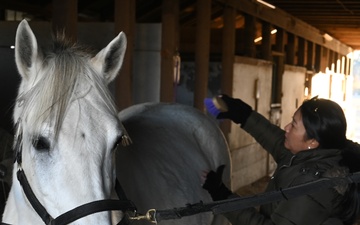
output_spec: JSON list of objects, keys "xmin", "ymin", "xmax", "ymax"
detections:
[{"xmin": 204, "ymin": 96, "xmax": 228, "ymax": 117}]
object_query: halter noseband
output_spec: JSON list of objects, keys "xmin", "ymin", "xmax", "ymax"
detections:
[
  {"xmin": 16, "ymin": 167, "xmax": 136, "ymax": 225},
  {"xmin": 12, "ymin": 130, "xmax": 136, "ymax": 225}
]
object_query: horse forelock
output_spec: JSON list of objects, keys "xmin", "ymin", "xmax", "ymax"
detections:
[{"xmin": 17, "ymin": 36, "xmax": 118, "ymax": 143}]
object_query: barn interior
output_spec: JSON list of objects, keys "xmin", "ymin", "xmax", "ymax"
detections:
[{"xmin": 1, "ymin": 0, "xmax": 360, "ymax": 221}]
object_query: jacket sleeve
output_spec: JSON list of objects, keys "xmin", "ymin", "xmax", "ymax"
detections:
[
  {"xmin": 222, "ymin": 189, "xmax": 338, "ymax": 225},
  {"xmin": 241, "ymin": 111, "xmax": 288, "ymax": 162}
]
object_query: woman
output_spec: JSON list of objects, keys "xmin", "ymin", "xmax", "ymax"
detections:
[{"xmin": 203, "ymin": 95, "xmax": 360, "ymax": 225}]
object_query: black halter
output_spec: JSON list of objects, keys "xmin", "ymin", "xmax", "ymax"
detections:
[
  {"xmin": 16, "ymin": 168, "xmax": 136, "ymax": 225},
  {"xmin": 5, "ymin": 134, "xmax": 137, "ymax": 225}
]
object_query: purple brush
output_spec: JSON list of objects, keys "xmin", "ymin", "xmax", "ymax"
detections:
[{"xmin": 204, "ymin": 96, "xmax": 228, "ymax": 117}]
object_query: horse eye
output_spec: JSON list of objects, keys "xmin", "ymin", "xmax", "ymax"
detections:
[
  {"xmin": 32, "ymin": 136, "xmax": 51, "ymax": 151},
  {"xmin": 112, "ymin": 137, "xmax": 121, "ymax": 151}
]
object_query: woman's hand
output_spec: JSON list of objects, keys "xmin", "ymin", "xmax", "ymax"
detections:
[{"xmin": 202, "ymin": 165, "xmax": 232, "ymax": 201}]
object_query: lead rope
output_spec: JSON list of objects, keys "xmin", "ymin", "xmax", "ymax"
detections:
[{"xmin": 142, "ymin": 171, "xmax": 360, "ymax": 223}]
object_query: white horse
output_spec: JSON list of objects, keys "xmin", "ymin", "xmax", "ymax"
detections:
[
  {"xmin": 2, "ymin": 20, "xmax": 231, "ymax": 225},
  {"xmin": 116, "ymin": 103, "xmax": 230, "ymax": 225}
]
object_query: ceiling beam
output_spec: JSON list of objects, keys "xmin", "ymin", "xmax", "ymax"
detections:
[{"xmin": 215, "ymin": 0, "xmax": 353, "ymax": 55}]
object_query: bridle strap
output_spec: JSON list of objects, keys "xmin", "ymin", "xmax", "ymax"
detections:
[
  {"xmin": 16, "ymin": 169, "xmax": 136, "ymax": 225},
  {"xmin": 17, "ymin": 169, "xmax": 53, "ymax": 224},
  {"xmin": 49, "ymin": 200, "xmax": 135, "ymax": 225}
]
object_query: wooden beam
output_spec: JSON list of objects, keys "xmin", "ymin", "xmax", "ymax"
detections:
[
  {"xmin": 334, "ymin": 52, "xmax": 339, "ymax": 73},
  {"xmin": 344, "ymin": 56, "xmax": 349, "ymax": 76},
  {"xmin": 220, "ymin": 5, "xmax": 236, "ymax": 135},
  {"xmin": 273, "ymin": 28, "xmax": 285, "ymax": 103},
  {"xmin": 328, "ymin": 50, "xmax": 334, "ymax": 70},
  {"xmin": 215, "ymin": 0, "xmax": 352, "ymax": 55},
  {"xmin": 261, "ymin": 21, "xmax": 272, "ymax": 61},
  {"xmin": 346, "ymin": 57, "xmax": 351, "ymax": 76},
  {"xmin": 321, "ymin": 47, "xmax": 329, "ymax": 73},
  {"xmin": 340, "ymin": 55, "xmax": 345, "ymax": 75},
  {"xmin": 314, "ymin": 44, "xmax": 326, "ymax": 73},
  {"xmin": 221, "ymin": 5, "xmax": 236, "ymax": 96},
  {"xmin": 244, "ymin": 14, "xmax": 256, "ymax": 58},
  {"xmin": 194, "ymin": 0, "xmax": 211, "ymax": 111},
  {"xmin": 297, "ymin": 37, "xmax": 305, "ymax": 67},
  {"xmin": 286, "ymin": 33, "xmax": 295, "ymax": 65},
  {"xmin": 160, "ymin": 0, "xmax": 179, "ymax": 102},
  {"xmin": 306, "ymin": 41, "xmax": 314, "ymax": 71}
]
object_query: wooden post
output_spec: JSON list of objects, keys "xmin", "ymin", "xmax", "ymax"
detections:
[
  {"xmin": 297, "ymin": 37, "xmax": 305, "ymax": 67},
  {"xmin": 244, "ymin": 14, "xmax": 256, "ymax": 58},
  {"xmin": 194, "ymin": 0, "xmax": 211, "ymax": 111},
  {"xmin": 286, "ymin": 33, "xmax": 295, "ymax": 65},
  {"xmin": 328, "ymin": 50, "xmax": 334, "ymax": 70},
  {"xmin": 160, "ymin": 0, "xmax": 179, "ymax": 102},
  {"xmin": 261, "ymin": 21, "xmax": 272, "ymax": 61},
  {"xmin": 321, "ymin": 47, "xmax": 329, "ymax": 73},
  {"xmin": 114, "ymin": 0, "xmax": 135, "ymax": 110},
  {"xmin": 306, "ymin": 41, "xmax": 314, "ymax": 71},
  {"xmin": 52, "ymin": 0, "xmax": 77, "ymax": 42},
  {"xmin": 334, "ymin": 52, "xmax": 339, "ymax": 73},
  {"xmin": 273, "ymin": 28, "xmax": 285, "ymax": 104},
  {"xmin": 220, "ymin": 5, "xmax": 236, "ymax": 135},
  {"xmin": 340, "ymin": 55, "xmax": 345, "ymax": 75},
  {"xmin": 314, "ymin": 44, "xmax": 323, "ymax": 73},
  {"xmin": 344, "ymin": 56, "xmax": 348, "ymax": 75}
]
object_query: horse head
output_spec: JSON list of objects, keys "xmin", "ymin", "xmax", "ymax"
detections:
[{"xmin": 2, "ymin": 19, "xmax": 128, "ymax": 225}]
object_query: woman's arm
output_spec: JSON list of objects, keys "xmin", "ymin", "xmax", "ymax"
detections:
[{"xmin": 242, "ymin": 111, "xmax": 287, "ymax": 162}]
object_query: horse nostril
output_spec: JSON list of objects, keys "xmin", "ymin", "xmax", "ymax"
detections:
[{"xmin": 0, "ymin": 164, "xmax": 7, "ymax": 179}]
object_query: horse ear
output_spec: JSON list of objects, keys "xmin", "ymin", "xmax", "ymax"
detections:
[
  {"xmin": 91, "ymin": 32, "xmax": 127, "ymax": 84},
  {"xmin": 15, "ymin": 19, "xmax": 40, "ymax": 81}
]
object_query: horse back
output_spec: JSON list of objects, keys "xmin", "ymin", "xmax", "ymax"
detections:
[{"xmin": 116, "ymin": 103, "xmax": 231, "ymax": 225}]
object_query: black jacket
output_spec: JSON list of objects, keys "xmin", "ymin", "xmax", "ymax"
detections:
[{"xmin": 224, "ymin": 111, "xmax": 357, "ymax": 225}]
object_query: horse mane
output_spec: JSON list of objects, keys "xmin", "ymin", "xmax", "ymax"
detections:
[{"xmin": 15, "ymin": 34, "xmax": 118, "ymax": 145}]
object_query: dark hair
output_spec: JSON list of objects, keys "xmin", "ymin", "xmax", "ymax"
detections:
[{"xmin": 300, "ymin": 96, "xmax": 347, "ymax": 149}]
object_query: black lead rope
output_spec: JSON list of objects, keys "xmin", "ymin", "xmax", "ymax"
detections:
[{"xmin": 151, "ymin": 172, "xmax": 360, "ymax": 222}]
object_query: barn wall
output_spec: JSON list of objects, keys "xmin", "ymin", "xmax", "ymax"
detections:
[
  {"xmin": 227, "ymin": 56, "xmax": 273, "ymax": 190},
  {"xmin": 280, "ymin": 65, "xmax": 307, "ymax": 129},
  {"xmin": 228, "ymin": 57, "xmax": 307, "ymax": 191}
]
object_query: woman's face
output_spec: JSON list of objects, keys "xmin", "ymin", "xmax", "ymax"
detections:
[{"xmin": 284, "ymin": 109, "xmax": 319, "ymax": 154}]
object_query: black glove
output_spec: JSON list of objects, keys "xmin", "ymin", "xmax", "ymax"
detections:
[
  {"xmin": 202, "ymin": 165, "xmax": 232, "ymax": 201},
  {"xmin": 217, "ymin": 94, "xmax": 253, "ymax": 126}
]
